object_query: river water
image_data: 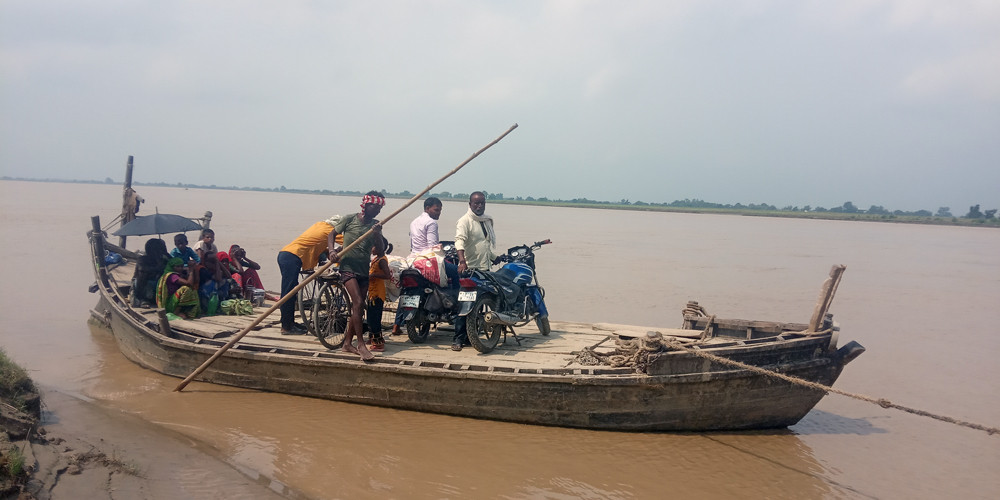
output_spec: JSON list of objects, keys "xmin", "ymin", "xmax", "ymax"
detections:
[{"xmin": 1, "ymin": 180, "xmax": 998, "ymax": 499}]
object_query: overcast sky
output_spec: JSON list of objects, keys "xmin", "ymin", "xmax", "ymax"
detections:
[{"xmin": 2, "ymin": 1, "xmax": 998, "ymax": 212}]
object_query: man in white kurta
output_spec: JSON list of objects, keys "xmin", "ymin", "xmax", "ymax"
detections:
[
  {"xmin": 451, "ymin": 191, "xmax": 497, "ymax": 351},
  {"xmin": 454, "ymin": 191, "xmax": 496, "ymax": 273}
]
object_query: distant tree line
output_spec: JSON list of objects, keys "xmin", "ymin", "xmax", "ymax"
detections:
[{"xmin": 2, "ymin": 176, "xmax": 996, "ymax": 225}]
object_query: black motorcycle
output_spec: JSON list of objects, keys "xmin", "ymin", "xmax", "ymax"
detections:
[{"xmin": 397, "ymin": 241, "xmax": 461, "ymax": 343}]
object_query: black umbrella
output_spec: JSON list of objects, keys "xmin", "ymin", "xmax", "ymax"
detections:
[{"xmin": 112, "ymin": 213, "xmax": 203, "ymax": 236}]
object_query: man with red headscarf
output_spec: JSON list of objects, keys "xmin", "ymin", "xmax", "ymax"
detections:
[{"xmin": 329, "ymin": 190, "xmax": 385, "ymax": 361}]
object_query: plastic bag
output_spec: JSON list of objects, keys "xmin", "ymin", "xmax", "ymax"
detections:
[
  {"xmin": 206, "ymin": 294, "xmax": 219, "ymax": 315},
  {"xmin": 104, "ymin": 250, "xmax": 122, "ymax": 265},
  {"xmin": 424, "ymin": 288, "xmax": 455, "ymax": 313},
  {"xmin": 220, "ymin": 299, "xmax": 254, "ymax": 315},
  {"xmin": 385, "ymin": 255, "xmax": 409, "ymax": 302},
  {"xmin": 411, "ymin": 249, "xmax": 447, "ymax": 287}
]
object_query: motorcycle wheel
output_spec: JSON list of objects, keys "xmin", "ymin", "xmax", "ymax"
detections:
[
  {"xmin": 406, "ymin": 310, "xmax": 431, "ymax": 344},
  {"xmin": 467, "ymin": 295, "xmax": 503, "ymax": 353},
  {"xmin": 536, "ymin": 316, "xmax": 551, "ymax": 336}
]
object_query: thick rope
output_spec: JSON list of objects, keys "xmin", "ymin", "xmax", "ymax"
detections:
[{"xmin": 578, "ymin": 331, "xmax": 998, "ymax": 436}]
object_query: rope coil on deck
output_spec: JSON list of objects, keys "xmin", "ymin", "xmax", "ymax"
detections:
[{"xmin": 576, "ymin": 331, "xmax": 683, "ymax": 372}]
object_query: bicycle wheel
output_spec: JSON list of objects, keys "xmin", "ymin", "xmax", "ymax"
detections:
[
  {"xmin": 298, "ymin": 276, "xmax": 321, "ymax": 334},
  {"xmin": 315, "ymin": 282, "xmax": 351, "ymax": 350}
]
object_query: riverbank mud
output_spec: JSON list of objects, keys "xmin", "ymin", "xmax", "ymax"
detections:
[{"xmin": 2, "ymin": 385, "xmax": 286, "ymax": 499}]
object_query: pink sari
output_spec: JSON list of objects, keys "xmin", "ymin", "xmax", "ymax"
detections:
[{"xmin": 226, "ymin": 246, "xmax": 265, "ymax": 296}]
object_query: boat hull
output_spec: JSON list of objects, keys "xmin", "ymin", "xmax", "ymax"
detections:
[{"xmin": 91, "ymin": 285, "xmax": 851, "ymax": 431}]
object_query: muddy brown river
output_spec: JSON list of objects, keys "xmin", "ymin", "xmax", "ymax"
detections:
[{"xmin": 1, "ymin": 181, "xmax": 998, "ymax": 499}]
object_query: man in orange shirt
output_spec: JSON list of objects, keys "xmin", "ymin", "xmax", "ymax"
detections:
[{"xmin": 276, "ymin": 216, "xmax": 341, "ymax": 334}]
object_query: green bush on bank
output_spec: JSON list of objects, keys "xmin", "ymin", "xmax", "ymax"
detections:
[{"xmin": 0, "ymin": 349, "xmax": 34, "ymax": 411}]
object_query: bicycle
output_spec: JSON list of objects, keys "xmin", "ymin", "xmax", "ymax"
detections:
[{"xmin": 312, "ymin": 273, "xmax": 352, "ymax": 349}]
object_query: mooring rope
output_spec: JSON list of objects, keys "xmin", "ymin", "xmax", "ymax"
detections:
[
  {"xmin": 101, "ymin": 213, "xmax": 123, "ymax": 232},
  {"xmin": 578, "ymin": 331, "xmax": 999, "ymax": 436}
]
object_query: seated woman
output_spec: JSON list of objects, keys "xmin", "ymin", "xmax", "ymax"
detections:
[
  {"xmin": 198, "ymin": 252, "xmax": 232, "ymax": 313},
  {"xmin": 227, "ymin": 244, "xmax": 266, "ymax": 298},
  {"xmin": 215, "ymin": 251, "xmax": 244, "ymax": 299},
  {"xmin": 132, "ymin": 238, "xmax": 171, "ymax": 307},
  {"xmin": 156, "ymin": 257, "xmax": 201, "ymax": 319}
]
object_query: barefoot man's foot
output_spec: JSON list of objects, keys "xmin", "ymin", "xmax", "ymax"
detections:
[
  {"xmin": 359, "ymin": 344, "xmax": 375, "ymax": 362},
  {"xmin": 341, "ymin": 343, "xmax": 360, "ymax": 355}
]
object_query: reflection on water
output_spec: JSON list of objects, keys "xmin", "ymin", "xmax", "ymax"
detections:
[
  {"xmin": 2, "ymin": 181, "xmax": 999, "ymax": 498},
  {"xmin": 791, "ymin": 410, "xmax": 888, "ymax": 436}
]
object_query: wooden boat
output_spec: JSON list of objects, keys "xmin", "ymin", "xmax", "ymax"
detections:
[
  {"xmin": 86, "ymin": 161, "xmax": 864, "ymax": 431},
  {"xmin": 86, "ymin": 216, "xmax": 864, "ymax": 432}
]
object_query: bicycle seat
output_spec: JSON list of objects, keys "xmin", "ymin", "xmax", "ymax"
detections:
[{"xmin": 317, "ymin": 271, "xmax": 342, "ymax": 283}]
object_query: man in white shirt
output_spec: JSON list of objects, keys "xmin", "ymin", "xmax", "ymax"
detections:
[
  {"xmin": 408, "ymin": 197, "xmax": 459, "ymax": 288},
  {"xmin": 396, "ymin": 197, "xmax": 460, "ymax": 335},
  {"xmin": 409, "ymin": 197, "xmax": 443, "ymax": 254}
]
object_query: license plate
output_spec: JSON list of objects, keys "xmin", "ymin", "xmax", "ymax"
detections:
[
  {"xmin": 400, "ymin": 295, "xmax": 420, "ymax": 308},
  {"xmin": 458, "ymin": 291, "xmax": 477, "ymax": 302}
]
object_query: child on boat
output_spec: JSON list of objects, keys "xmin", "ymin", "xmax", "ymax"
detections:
[
  {"xmin": 367, "ymin": 238, "xmax": 392, "ymax": 351},
  {"xmin": 171, "ymin": 233, "xmax": 200, "ymax": 264},
  {"xmin": 193, "ymin": 228, "xmax": 218, "ymax": 261}
]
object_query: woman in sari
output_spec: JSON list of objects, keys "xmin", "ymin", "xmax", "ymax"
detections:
[
  {"xmin": 131, "ymin": 238, "xmax": 171, "ymax": 306},
  {"xmin": 156, "ymin": 257, "xmax": 201, "ymax": 319},
  {"xmin": 227, "ymin": 244, "xmax": 266, "ymax": 298}
]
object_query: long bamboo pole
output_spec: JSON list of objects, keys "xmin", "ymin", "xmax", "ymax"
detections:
[{"xmin": 174, "ymin": 123, "xmax": 518, "ymax": 392}]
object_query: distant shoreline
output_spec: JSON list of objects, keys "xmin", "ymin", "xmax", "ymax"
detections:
[{"xmin": 4, "ymin": 177, "xmax": 998, "ymax": 228}]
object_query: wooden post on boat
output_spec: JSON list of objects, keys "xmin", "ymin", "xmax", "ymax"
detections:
[
  {"xmin": 119, "ymin": 155, "xmax": 138, "ymax": 248},
  {"xmin": 173, "ymin": 123, "xmax": 519, "ymax": 392},
  {"xmin": 156, "ymin": 309, "xmax": 172, "ymax": 335},
  {"xmin": 91, "ymin": 216, "xmax": 106, "ymax": 269},
  {"xmin": 807, "ymin": 264, "xmax": 846, "ymax": 332}
]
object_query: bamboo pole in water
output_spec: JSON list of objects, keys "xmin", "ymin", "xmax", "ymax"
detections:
[{"xmin": 174, "ymin": 124, "xmax": 519, "ymax": 392}]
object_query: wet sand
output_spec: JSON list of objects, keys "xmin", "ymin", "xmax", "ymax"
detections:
[{"xmin": 18, "ymin": 388, "xmax": 288, "ymax": 499}]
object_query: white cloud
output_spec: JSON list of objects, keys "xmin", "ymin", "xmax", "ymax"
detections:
[
  {"xmin": 446, "ymin": 78, "xmax": 525, "ymax": 106},
  {"xmin": 582, "ymin": 65, "xmax": 622, "ymax": 100},
  {"xmin": 902, "ymin": 41, "xmax": 1000, "ymax": 101}
]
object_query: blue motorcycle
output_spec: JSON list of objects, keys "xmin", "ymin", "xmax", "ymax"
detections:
[{"xmin": 459, "ymin": 239, "xmax": 552, "ymax": 353}]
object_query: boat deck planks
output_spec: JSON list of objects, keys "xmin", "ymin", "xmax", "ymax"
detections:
[
  {"xmin": 106, "ymin": 259, "xmax": 795, "ymax": 373},
  {"xmin": 110, "ymin": 259, "xmax": 684, "ymax": 370},
  {"xmin": 128, "ymin": 301, "xmax": 675, "ymax": 371}
]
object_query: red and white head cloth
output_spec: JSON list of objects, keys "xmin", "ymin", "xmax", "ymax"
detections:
[{"xmin": 361, "ymin": 193, "xmax": 385, "ymax": 208}]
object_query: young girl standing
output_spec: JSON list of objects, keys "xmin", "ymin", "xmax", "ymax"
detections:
[{"xmin": 366, "ymin": 238, "xmax": 392, "ymax": 351}]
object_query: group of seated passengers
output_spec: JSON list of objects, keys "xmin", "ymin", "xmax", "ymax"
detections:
[{"xmin": 131, "ymin": 228, "xmax": 267, "ymax": 319}]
